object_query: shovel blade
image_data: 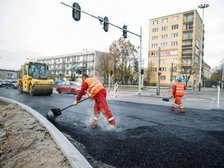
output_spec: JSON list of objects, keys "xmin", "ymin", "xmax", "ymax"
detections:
[
  {"xmin": 51, "ymin": 108, "xmax": 62, "ymax": 116},
  {"xmin": 162, "ymin": 98, "xmax": 170, "ymax": 102}
]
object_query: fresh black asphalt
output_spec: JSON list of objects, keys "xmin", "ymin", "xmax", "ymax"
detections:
[{"xmin": 0, "ymin": 88, "xmax": 224, "ymax": 168}]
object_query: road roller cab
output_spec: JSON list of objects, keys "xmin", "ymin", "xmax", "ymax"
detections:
[{"xmin": 17, "ymin": 61, "xmax": 54, "ymax": 96}]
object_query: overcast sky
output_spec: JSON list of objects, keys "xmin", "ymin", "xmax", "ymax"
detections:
[{"xmin": 0, "ymin": 0, "xmax": 223, "ymax": 70}]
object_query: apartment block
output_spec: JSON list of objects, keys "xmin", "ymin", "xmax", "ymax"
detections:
[
  {"xmin": 148, "ymin": 10, "xmax": 205, "ymax": 88},
  {"xmin": 30, "ymin": 50, "xmax": 108, "ymax": 82}
]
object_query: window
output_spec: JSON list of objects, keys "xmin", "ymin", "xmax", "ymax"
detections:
[
  {"xmin": 171, "ymin": 41, "xmax": 178, "ymax": 46},
  {"xmin": 161, "ymin": 42, "xmax": 168, "ymax": 48},
  {"xmin": 162, "ymin": 18, "xmax": 168, "ymax": 23},
  {"xmin": 183, "ymin": 59, "xmax": 192, "ymax": 66},
  {"xmin": 152, "ymin": 44, "xmax": 158, "ymax": 48},
  {"xmin": 151, "ymin": 67, "xmax": 157, "ymax": 72},
  {"xmin": 160, "ymin": 59, "xmax": 167, "ymax": 64},
  {"xmin": 162, "ymin": 26, "xmax": 168, "ymax": 31},
  {"xmin": 195, "ymin": 48, "xmax": 199, "ymax": 56},
  {"xmin": 170, "ymin": 50, "xmax": 178, "ymax": 55},
  {"xmin": 152, "ymin": 28, "xmax": 158, "ymax": 32},
  {"xmin": 172, "ymin": 24, "xmax": 178, "ymax": 30},
  {"xmin": 152, "ymin": 59, "xmax": 157, "ymax": 64},
  {"xmin": 160, "ymin": 75, "xmax": 166, "ymax": 80},
  {"xmin": 160, "ymin": 50, "xmax": 168, "ymax": 56},
  {"xmin": 194, "ymin": 55, "xmax": 199, "ymax": 63},
  {"xmin": 170, "ymin": 58, "xmax": 177, "ymax": 63},
  {"xmin": 183, "ymin": 41, "xmax": 192, "ymax": 46},
  {"xmin": 195, "ymin": 39, "xmax": 200, "ymax": 48},
  {"xmin": 152, "ymin": 20, "xmax": 159, "ymax": 25},
  {"xmin": 183, "ymin": 32, "xmax": 192, "ymax": 39},
  {"xmin": 152, "ymin": 35, "xmax": 158, "ymax": 40},
  {"xmin": 161, "ymin": 67, "xmax": 167, "ymax": 72},
  {"xmin": 171, "ymin": 33, "xmax": 178, "ymax": 38},
  {"xmin": 161, "ymin": 34, "xmax": 168, "ymax": 39},
  {"xmin": 185, "ymin": 23, "xmax": 193, "ymax": 30},
  {"xmin": 151, "ymin": 51, "xmax": 157, "ymax": 56},
  {"xmin": 182, "ymin": 49, "xmax": 192, "ymax": 54},
  {"xmin": 185, "ymin": 14, "xmax": 194, "ymax": 21}
]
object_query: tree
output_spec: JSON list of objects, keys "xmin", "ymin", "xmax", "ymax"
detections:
[
  {"xmin": 145, "ymin": 62, "xmax": 153, "ymax": 86},
  {"xmin": 109, "ymin": 37, "xmax": 138, "ymax": 85},
  {"xmin": 208, "ymin": 67, "xmax": 222, "ymax": 86},
  {"xmin": 95, "ymin": 52, "xmax": 110, "ymax": 84},
  {"xmin": 176, "ymin": 56, "xmax": 198, "ymax": 87}
]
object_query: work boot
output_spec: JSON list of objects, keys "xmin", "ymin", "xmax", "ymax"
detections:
[
  {"xmin": 180, "ymin": 108, "xmax": 185, "ymax": 113},
  {"xmin": 109, "ymin": 119, "xmax": 116, "ymax": 126},
  {"xmin": 91, "ymin": 120, "xmax": 98, "ymax": 128},
  {"xmin": 106, "ymin": 124, "xmax": 116, "ymax": 131}
]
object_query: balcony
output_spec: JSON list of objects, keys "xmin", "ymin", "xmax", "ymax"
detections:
[
  {"xmin": 183, "ymin": 18, "xmax": 194, "ymax": 23},
  {"xmin": 182, "ymin": 44, "xmax": 192, "ymax": 48},
  {"xmin": 182, "ymin": 53, "xmax": 192, "ymax": 58}
]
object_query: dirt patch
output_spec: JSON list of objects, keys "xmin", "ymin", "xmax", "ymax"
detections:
[{"xmin": 0, "ymin": 101, "xmax": 71, "ymax": 168}]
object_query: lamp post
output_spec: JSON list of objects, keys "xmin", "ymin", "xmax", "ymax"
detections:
[{"xmin": 198, "ymin": 3, "xmax": 209, "ymax": 91}]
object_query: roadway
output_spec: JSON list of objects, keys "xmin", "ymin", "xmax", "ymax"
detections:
[{"xmin": 0, "ymin": 87, "xmax": 224, "ymax": 168}]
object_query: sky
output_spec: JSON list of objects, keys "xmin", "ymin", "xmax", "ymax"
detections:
[{"xmin": 0, "ymin": 0, "xmax": 224, "ymax": 70}]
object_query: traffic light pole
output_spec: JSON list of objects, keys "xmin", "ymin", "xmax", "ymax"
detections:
[
  {"xmin": 61, "ymin": 1, "xmax": 143, "ymax": 95},
  {"xmin": 156, "ymin": 47, "xmax": 161, "ymax": 95},
  {"xmin": 138, "ymin": 27, "xmax": 142, "ymax": 95}
]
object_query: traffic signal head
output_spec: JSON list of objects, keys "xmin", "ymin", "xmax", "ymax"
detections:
[
  {"xmin": 72, "ymin": 2, "xmax": 81, "ymax": 21},
  {"xmin": 103, "ymin": 17, "xmax": 109, "ymax": 32},
  {"xmin": 123, "ymin": 25, "xmax": 127, "ymax": 38}
]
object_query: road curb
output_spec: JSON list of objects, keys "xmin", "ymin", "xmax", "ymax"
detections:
[{"xmin": 0, "ymin": 96, "xmax": 92, "ymax": 168}]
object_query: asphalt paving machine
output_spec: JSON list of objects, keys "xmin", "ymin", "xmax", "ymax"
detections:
[{"xmin": 17, "ymin": 61, "xmax": 54, "ymax": 96}]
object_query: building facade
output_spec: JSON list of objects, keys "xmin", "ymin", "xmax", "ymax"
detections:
[
  {"xmin": 148, "ymin": 10, "xmax": 206, "ymax": 87},
  {"xmin": 30, "ymin": 50, "xmax": 108, "ymax": 82},
  {"xmin": 0, "ymin": 69, "xmax": 18, "ymax": 80}
]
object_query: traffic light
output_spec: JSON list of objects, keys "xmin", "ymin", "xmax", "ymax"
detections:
[
  {"xmin": 72, "ymin": 2, "xmax": 81, "ymax": 21},
  {"xmin": 103, "ymin": 17, "xmax": 109, "ymax": 32},
  {"xmin": 141, "ymin": 69, "xmax": 144, "ymax": 74},
  {"xmin": 123, "ymin": 25, "xmax": 127, "ymax": 38}
]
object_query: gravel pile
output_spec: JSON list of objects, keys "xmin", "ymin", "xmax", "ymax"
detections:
[{"xmin": 0, "ymin": 101, "xmax": 71, "ymax": 168}]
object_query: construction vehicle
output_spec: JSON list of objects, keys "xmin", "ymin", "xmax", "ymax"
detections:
[{"xmin": 17, "ymin": 61, "xmax": 54, "ymax": 96}]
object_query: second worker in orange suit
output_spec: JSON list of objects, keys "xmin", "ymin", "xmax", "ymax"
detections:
[
  {"xmin": 73, "ymin": 74, "xmax": 116, "ymax": 128},
  {"xmin": 171, "ymin": 76, "xmax": 187, "ymax": 112}
]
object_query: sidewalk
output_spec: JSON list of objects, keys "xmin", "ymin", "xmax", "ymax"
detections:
[{"xmin": 107, "ymin": 87, "xmax": 224, "ymax": 110}]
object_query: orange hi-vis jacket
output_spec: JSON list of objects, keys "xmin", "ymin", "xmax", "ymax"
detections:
[
  {"xmin": 84, "ymin": 78, "xmax": 104, "ymax": 99},
  {"xmin": 172, "ymin": 82, "xmax": 186, "ymax": 97}
]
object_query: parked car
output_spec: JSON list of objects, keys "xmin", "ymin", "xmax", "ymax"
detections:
[
  {"xmin": 55, "ymin": 81, "xmax": 81, "ymax": 95},
  {"xmin": 0, "ymin": 79, "xmax": 18, "ymax": 89},
  {"xmin": 54, "ymin": 80, "xmax": 65, "ymax": 86}
]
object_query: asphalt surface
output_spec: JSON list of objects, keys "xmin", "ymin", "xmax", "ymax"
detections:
[{"xmin": 0, "ymin": 87, "xmax": 224, "ymax": 168}]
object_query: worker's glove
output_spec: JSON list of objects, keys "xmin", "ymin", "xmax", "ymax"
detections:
[{"xmin": 73, "ymin": 100, "xmax": 78, "ymax": 106}]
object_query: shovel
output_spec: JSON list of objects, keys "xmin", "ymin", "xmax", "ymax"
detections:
[
  {"xmin": 47, "ymin": 97, "xmax": 89, "ymax": 120},
  {"xmin": 162, "ymin": 96, "xmax": 173, "ymax": 102}
]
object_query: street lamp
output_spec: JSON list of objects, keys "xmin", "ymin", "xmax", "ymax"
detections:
[{"xmin": 198, "ymin": 3, "xmax": 209, "ymax": 91}]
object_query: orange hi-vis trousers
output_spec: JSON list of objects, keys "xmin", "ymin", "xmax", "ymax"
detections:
[
  {"xmin": 171, "ymin": 96, "xmax": 184, "ymax": 112},
  {"xmin": 93, "ymin": 89, "xmax": 116, "ymax": 126}
]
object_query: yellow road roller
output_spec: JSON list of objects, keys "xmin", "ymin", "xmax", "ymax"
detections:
[{"xmin": 17, "ymin": 61, "xmax": 54, "ymax": 96}]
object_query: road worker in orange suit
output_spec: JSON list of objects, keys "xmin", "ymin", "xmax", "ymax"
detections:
[
  {"xmin": 171, "ymin": 76, "xmax": 187, "ymax": 112},
  {"xmin": 73, "ymin": 74, "xmax": 116, "ymax": 128}
]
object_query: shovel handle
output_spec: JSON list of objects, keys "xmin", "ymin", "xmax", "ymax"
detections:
[
  {"xmin": 60, "ymin": 97, "xmax": 89, "ymax": 111},
  {"xmin": 169, "ymin": 96, "xmax": 173, "ymax": 99}
]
